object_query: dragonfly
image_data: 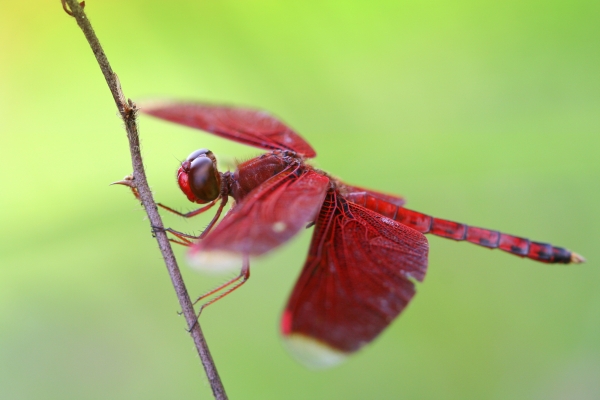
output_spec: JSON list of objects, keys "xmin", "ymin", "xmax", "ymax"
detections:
[{"xmin": 117, "ymin": 101, "xmax": 585, "ymax": 368}]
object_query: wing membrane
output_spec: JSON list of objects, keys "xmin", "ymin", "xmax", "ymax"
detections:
[
  {"xmin": 281, "ymin": 192, "xmax": 428, "ymax": 367},
  {"xmin": 188, "ymin": 169, "xmax": 329, "ymax": 271},
  {"xmin": 142, "ymin": 102, "xmax": 316, "ymax": 157},
  {"xmin": 342, "ymin": 183, "xmax": 406, "ymax": 207}
]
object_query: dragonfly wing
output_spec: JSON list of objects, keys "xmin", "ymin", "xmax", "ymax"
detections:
[
  {"xmin": 342, "ymin": 183, "xmax": 406, "ymax": 207},
  {"xmin": 281, "ymin": 192, "xmax": 428, "ymax": 368},
  {"xmin": 141, "ymin": 102, "xmax": 316, "ymax": 157},
  {"xmin": 188, "ymin": 169, "xmax": 329, "ymax": 272}
]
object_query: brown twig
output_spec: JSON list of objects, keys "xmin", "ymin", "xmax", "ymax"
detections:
[{"xmin": 61, "ymin": 1, "xmax": 227, "ymax": 398}]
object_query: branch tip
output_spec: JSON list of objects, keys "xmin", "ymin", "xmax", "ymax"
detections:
[{"xmin": 61, "ymin": 0, "xmax": 85, "ymax": 16}]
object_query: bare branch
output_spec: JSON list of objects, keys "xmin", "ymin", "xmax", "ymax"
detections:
[{"xmin": 61, "ymin": 1, "xmax": 227, "ymax": 398}]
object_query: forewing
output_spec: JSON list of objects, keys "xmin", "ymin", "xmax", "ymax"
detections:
[
  {"xmin": 281, "ymin": 193, "xmax": 428, "ymax": 368},
  {"xmin": 141, "ymin": 102, "xmax": 316, "ymax": 157},
  {"xmin": 342, "ymin": 183, "xmax": 406, "ymax": 207},
  {"xmin": 188, "ymin": 169, "xmax": 329, "ymax": 271}
]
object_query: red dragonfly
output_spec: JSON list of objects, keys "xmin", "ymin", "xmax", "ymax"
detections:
[{"xmin": 121, "ymin": 102, "xmax": 585, "ymax": 368}]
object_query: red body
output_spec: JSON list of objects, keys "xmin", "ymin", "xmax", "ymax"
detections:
[{"xmin": 141, "ymin": 102, "xmax": 584, "ymax": 368}]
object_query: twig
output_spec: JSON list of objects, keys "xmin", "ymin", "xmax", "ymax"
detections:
[{"xmin": 61, "ymin": 1, "xmax": 227, "ymax": 398}]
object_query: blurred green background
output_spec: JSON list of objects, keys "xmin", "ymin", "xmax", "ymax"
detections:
[{"xmin": 1, "ymin": 1, "xmax": 598, "ymax": 399}]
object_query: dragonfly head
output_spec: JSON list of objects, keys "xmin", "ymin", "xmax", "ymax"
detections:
[{"xmin": 177, "ymin": 149, "xmax": 221, "ymax": 204}]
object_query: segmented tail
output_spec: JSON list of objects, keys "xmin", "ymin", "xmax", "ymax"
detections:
[{"xmin": 347, "ymin": 192, "xmax": 585, "ymax": 264}]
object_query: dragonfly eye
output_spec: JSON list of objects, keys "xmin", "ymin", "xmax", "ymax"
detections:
[
  {"xmin": 186, "ymin": 148, "xmax": 216, "ymax": 163},
  {"xmin": 178, "ymin": 149, "xmax": 221, "ymax": 203}
]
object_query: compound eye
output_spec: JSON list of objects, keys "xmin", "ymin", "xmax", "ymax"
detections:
[
  {"xmin": 186, "ymin": 148, "xmax": 216, "ymax": 163},
  {"xmin": 188, "ymin": 155, "xmax": 220, "ymax": 203}
]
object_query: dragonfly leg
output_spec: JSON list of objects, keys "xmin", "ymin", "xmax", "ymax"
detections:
[
  {"xmin": 112, "ymin": 174, "xmax": 220, "ymax": 219},
  {"xmin": 193, "ymin": 256, "xmax": 250, "ymax": 317},
  {"xmin": 158, "ymin": 195, "xmax": 228, "ymax": 240},
  {"xmin": 195, "ymin": 256, "xmax": 250, "ymax": 312},
  {"xmin": 185, "ymin": 256, "xmax": 251, "ymax": 332},
  {"xmin": 158, "ymin": 198, "xmax": 219, "ymax": 218},
  {"xmin": 199, "ymin": 195, "xmax": 229, "ymax": 239},
  {"xmin": 151, "ymin": 226, "xmax": 199, "ymax": 246}
]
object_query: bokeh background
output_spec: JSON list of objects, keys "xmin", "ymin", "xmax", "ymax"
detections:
[{"xmin": 1, "ymin": 1, "xmax": 598, "ymax": 399}]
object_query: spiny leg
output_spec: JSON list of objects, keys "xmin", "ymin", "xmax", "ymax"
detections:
[
  {"xmin": 194, "ymin": 255, "xmax": 251, "ymax": 315},
  {"xmin": 158, "ymin": 198, "xmax": 218, "ymax": 218},
  {"xmin": 112, "ymin": 174, "xmax": 221, "ymax": 220},
  {"xmin": 184, "ymin": 256, "xmax": 251, "ymax": 332},
  {"xmin": 111, "ymin": 175, "xmax": 228, "ymax": 242},
  {"xmin": 113, "ymin": 176, "xmax": 195, "ymax": 245},
  {"xmin": 199, "ymin": 195, "xmax": 228, "ymax": 239},
  {"xmin": 156, "ymin": 195, "xmax": 228, "ymax": 241},
  {"xmin": 115, "ymin": 175, "xmax": 251, "ymax": 315},
  {"xmin": 151, "ymin": 226, "xmax": 196, "ymax": 246}
]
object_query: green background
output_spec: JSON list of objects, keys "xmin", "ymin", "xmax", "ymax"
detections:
[{"xmin": 1, "ymin": 1, "xmax": 598, "ymax": 399}]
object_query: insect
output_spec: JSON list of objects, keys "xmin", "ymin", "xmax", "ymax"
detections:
[{"xmin": 119, "ymin": 102, "xmax": 585, "ymax": 368}]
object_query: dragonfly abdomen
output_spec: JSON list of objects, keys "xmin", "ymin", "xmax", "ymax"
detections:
[{"xmin": 348, "ymin": 192, "xmax": 583, "ymax": 264}]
